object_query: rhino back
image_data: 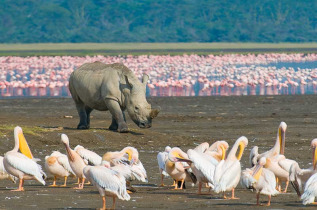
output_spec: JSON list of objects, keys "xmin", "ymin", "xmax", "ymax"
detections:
[{"xmin": 69, "ymin": 62, "xmax": 134, "ymax": 110}]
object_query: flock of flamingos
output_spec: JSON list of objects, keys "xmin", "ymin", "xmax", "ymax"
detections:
[
  {"xmin": 1, "ymin": 122, "xmax": 317, "ymax": 209},
  {"xmin": 0, "ymin": 53, "xmax": 317, "ymax": 98}
]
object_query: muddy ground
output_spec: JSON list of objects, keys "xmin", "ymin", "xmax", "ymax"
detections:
[{"xmin": 0, "ymin": 95, "xmax": 317, "ymax": 209}]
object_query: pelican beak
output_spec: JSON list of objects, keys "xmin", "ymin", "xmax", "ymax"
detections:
[
  {"xmin": 313, "ymin": 146, "xmax": 317, "ymax": 170},
  {"xmin": 173, "ymin": 151, "xmax": 192, "ymax": 163},
  {"xmin": 252, "ymin": 164, "xmax": 263, "ymax": 181},
  {"xmin": 18, "ymin": 132, "xmax": 33, "ymax": 159},
  {"xmin": 176, "ymin": 157, "xmax": 192, "ymax": 163},
  {"xmin": 126, "ymin": 150, "xmax": 133, "ymax": 162},
  {"xmin": 279, "ymin": 126, "xmax": 286, "ymax": 155},
  {"xmin": 220, "ymin": 145, "xmax": 226, "ymax": 160},
  {"xmin": 290, "ymin": 178, "xmax": 302, "ymax": 197},
  {"xmin": 236, "ymin": 142, "xmax": 245, "ymax": 160}
]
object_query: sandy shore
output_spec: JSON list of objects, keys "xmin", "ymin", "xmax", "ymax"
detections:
[{"xmin": 0, "ymin": 95, "xmax": 317, "ymax": 209}]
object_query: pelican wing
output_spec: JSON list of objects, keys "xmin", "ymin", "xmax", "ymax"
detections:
[
  {"xmin": 240, "ymin": 168, "xmax": 256, "ymax": 189},
  {"xmin": 187, "ymin": 149, "xmax": 216, "ymax": 184},
  {"xmin": 88, "ymin": 166, "xmax": 130, "ymax": 201},
  {"xmin": 76, "ymin": 148, "xmax": 102, "ymax": 166},
  {"xmin": 193, "ymin": 142, "xmax": 209, "ymax": 153},
  {"xmin": 278, "ymin": 158, "xmax": 297, "ymax": 172},
  {"xmin": 6, "ymin": 153, "xmax": 45, "ymax": 185},
  {"xmin": 57, "ymin": 155, "xmax": 75, "ymax": 176},
  {"xmin": 301, "ymin": 173, "xmax": 317, "ymax": 205},
  {"xmin": 157, "ymin": 152, "xmax": 168, "ymax": 171},
  {"xmin": 261, "ymin": 168, "xmax": 279, "ymax": 195}
]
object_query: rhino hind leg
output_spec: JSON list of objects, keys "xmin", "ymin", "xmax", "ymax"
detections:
[
  {"xmin": 106, "ymin": 99, "xmax": 128, "ymax": 133},
  {"xmin": 76, "ymin": 103, "xmax": 92, "ymax": 129}
]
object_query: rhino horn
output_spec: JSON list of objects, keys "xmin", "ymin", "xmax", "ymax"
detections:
[{"xmin": 150, "ymin": 107, "xmax": 160, "ymax": 119}]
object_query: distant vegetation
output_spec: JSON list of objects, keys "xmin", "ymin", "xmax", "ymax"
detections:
[{"xmin": 0, "ymin": 0, "xmax": 316, "ymax": 43}]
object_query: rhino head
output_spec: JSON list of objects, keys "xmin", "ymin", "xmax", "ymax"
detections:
[{"xmin": 125, "ymin": 74, "xmax": 160, "ymax": 128}]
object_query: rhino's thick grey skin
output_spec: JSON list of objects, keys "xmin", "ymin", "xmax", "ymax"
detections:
[{"xmin": 69, "ymin": 62, "xmax": 159, "ymax": 133}]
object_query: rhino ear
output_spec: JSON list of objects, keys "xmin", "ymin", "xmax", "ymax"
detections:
[
  {"xmin": 142, "ymin": 74, "xmax": 149, "ymax": 86},
  {"xmin": 125, "ymin": 75, "xmax": 134, "ymax": 88}
]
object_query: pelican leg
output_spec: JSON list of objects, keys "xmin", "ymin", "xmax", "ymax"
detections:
[
  {"xmin": 275, "ymin": 177, "xmax": 280, "ymax": 191},
  {"xmin": 230, "ymin": 188, "xmax": 239, "ymax": 199},
  {"xmin": 111, "ymin": 196, "xmax": 116, "ymax": 210},
  {"xmin": 223, "ymin": 192, "xmax": 227, "ymax": 199},
  {"xmin": 80, "ymin": 178, "xmax": 85, "ymax": 189},
  {"xmin": 160, "ymin": 174, "xmax": 165, "ymax": 186},
  {"xmin": 49, "ymin": 176, "xmax": 58, "ymax": 187},
  {"xmin": 171, "ymin": 180, "xmax": 176, "ymax": 187},
  {"xmin": 61, "ymin": 176, "xmax": 68, "ymax": 187},
  {"xmin": 256, "ymin": 192, "xmax": 260, "ymax": 205},
  {"xmin": 12, "ymin": 179, "xmax": 24, "ymax": 191},
  {"xmin": 173, "ymin": 181, "xmax": 178, "ymax": 190},
  {"xmin": 75, "ymin": 178, "xmax": 80, "ymax": 185},
  {"xmin": 73, "ymin": 178, "xmax": 84, "ymax": 189},
  {"xmin": 179, "ymin": 179, "xmax": 185, "ymax": 189},
  {"xmin": 283, "ymin": 181, "xmax": 289, "ymax": 193},
  {"xmin": 100, "ymin": 196, "xmax": 106, "ymax": 210},
  {"xmin": 266, "ymin": 195, "xmax": 271, "ymax": 206},
  {"xmin": 197, "ymin": 182, "xmax": 202, "ymax": 194}
]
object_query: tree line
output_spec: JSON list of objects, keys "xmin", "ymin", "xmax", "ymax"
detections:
[{"xmin": 0, "ymin": 0, "xmax": 316, "ymax": 43}]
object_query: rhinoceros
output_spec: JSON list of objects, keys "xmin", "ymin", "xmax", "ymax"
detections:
[{"xmin": 69, "ymin": 62, "xmax": 159, "ymax": 132}]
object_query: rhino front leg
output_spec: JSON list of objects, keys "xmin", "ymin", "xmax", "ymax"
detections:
[{"xmin": 105, "ymin": 99, "xmax": 128, "ymax": 133}]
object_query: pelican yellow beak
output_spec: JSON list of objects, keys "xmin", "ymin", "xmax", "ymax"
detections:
[
  {"xmin": 252, "ymin": 164, "xmax": 263, "ymax": 181},
  {"xmin": 313, "ymin": 147, "xmax": 317, "ymax": 170},
  {"xmin": 18, "ymin": 132, "xmax": 33, "ymax": 159},
  {"xmin": 173, "ymin": 151, "xmax": 192, "ymax": 163},
  {"xmin": 279, "ymin": 127, "xmax": 285, "ymax": 155},
  {"xmin": 126, "ymin": 149, "xmax": 133, "ymax": 162},
  {"xmin": 236, "ymin": 142, "xmax": 245, "ymax": 160},
  {"xmin": 220, "ymin": 145, "xmax": 226, "ymax": 160}
]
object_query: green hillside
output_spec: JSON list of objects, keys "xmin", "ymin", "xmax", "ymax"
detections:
[{"xmin": 0, "ymin": 0, "xmax": 316, "ymax": 43}]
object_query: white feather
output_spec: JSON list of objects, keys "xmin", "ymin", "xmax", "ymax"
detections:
[
  {"xmin": 74, "ymin": 145, "xmax": 102, "ymax": 166},
  {"xmin": 301, "ymin": 173, "xmax": 317, "ymax": 205},
  {"xmin": 157, "ymin": 151, "xmax": 169, "ymax": 176},
  {"xmin": 6, "ymin": 152, "xmax": 45, "ymax": 185},
  {"xmin": 187, "ymin": 149, "xmax": 216, "ymax": 184},
  {"xmin": 84, "ymin": 166, "xmax": 130, "ymax": 201}
]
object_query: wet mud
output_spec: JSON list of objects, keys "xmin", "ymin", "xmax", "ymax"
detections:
[{"xmin": 0, "ymin": 95, "xmax": 317, "ymax": 209}]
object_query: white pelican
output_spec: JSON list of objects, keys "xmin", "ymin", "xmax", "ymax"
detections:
[
  {"xmin": 45, "ymin": 151, "xmax": 75, "ymax": 187},
  {"xmin": 83, "ymin": 161, "xmax": 130, "ymax": 210},
  {"xmin": 157, "ymin": 146, "xmax": 171, "ymax": 186},
  {"xmin": 249, "ymin": 122, "xmax": 295, "ymax": 192},
  {"xmin": 61, "ymin": 134, "xmax": 86, "ymax": 189},
  {"xmin": 3, "ymin": 126, "xmax": 46, "ymax": 191},
  {"xmin": 241, "ymin": 157, "xmax": 279, "ymax": 206},
  {"xmin": 103, "ymin": 146, "xmax": 148, "ymax": 183},
  {"xmin": 213, "ymin": 136, "xmax": 248, "ymax": 199},
  {"xmin": 290, "ymin": 139, "xmax": 317, "ymax": 197},
  {"xmin": 166, "ymin": 147, "xmax": 197, "ymax": 190},
  {"xmin": 74, "ymin": 145, "xmax": 102, "ymax": 166},
  {"xmin": 205, "ymin": 141, "xmax": 229, "ymax": 162},
  {"xmin": 0, "ymin": 156, "xmax": 17, "ymax": 183},
  {"xmin": 250, "ymin": 122, "xmax": 287, "ymax": 165}
]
